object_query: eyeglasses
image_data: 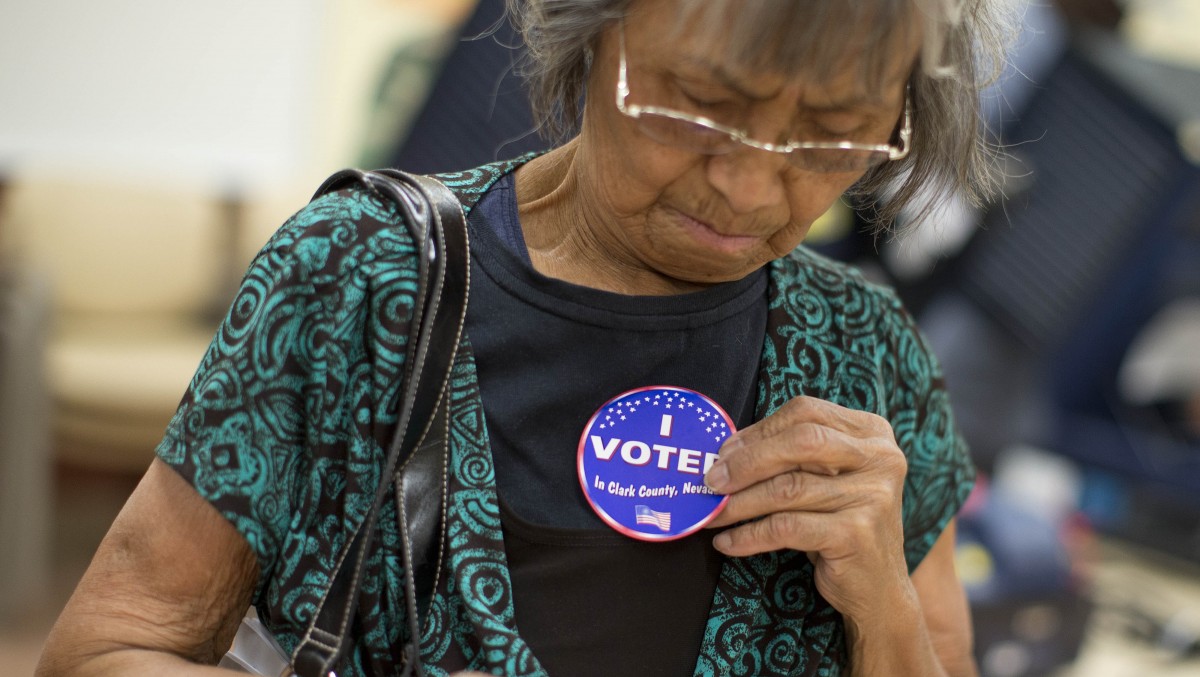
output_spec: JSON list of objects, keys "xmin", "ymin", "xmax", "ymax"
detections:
[{"xmin": 614, "ymin": 22, "xmax": 912, "ymax": 174}]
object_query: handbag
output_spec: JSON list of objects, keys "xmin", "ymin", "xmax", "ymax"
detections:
[{"xmin": 218, "ymin": 168, "xmax": 469, "ymax": 677}]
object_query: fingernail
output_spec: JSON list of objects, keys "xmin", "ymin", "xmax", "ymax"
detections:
[
  {"xmin": 713, "ymin": 531, "xmax": 732, "ymax": 552},
  {"xmin": 706, "ymin": 462, "xmax": 729, "ymax": 491}
]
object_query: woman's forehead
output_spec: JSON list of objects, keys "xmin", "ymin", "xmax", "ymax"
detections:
[
  {"xmin": 660, "ymin": 49, "xmax": 911, "ymax": 110},
  {"xmin": 628, "ymin": 0, "xmax": 923, "ymax": 94}
]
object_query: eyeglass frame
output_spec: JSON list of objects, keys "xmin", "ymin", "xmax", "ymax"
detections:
[{"xmin": 613, "ymin": 20, "xmax": 913, "ymax": 168}]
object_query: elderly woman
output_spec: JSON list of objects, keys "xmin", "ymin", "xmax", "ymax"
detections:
[{"xmin": 38, "ymin": 0, "xmax": 1015, "ymax": 675}]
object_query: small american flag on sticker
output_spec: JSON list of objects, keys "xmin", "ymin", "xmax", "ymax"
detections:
[{"xmin": 634, "ymin": 505, "xmax": 671, "ymax": 531}]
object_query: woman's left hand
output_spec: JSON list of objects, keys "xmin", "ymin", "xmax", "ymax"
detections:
[{"xmin": 704, "ymin": 395, "xmax": 911, "ymax": 622}]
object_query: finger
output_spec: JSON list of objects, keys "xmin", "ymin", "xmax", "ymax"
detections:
[
  {"xmin": 706, "ymin": 470, "xmax": 850, "ymax": 528},
  {"xmin": 705, "ymin": 423, "xmax": 872, "ymax": 495},
  {"xmin": 711, "ymin": 510, "xmax": 841, "ymax": 558},
  {"xmin": 731, "ymin": 395, "xmax": 891, "ymax": 449}
]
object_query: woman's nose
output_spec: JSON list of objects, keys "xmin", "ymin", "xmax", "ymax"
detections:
[{"xmin": 704, "ymin": 148, "xmax": 789, "ymax": 214}]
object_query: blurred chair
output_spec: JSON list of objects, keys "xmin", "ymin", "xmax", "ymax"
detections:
[
  {"xmin": 3, "ymin": 175, "xmax": 224, "ymax": 473},
  {"xmin": 0, "ymin": 260, "xmax": 53, "ymax": 620}
]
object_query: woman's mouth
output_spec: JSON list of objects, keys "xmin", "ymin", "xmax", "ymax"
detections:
[{"xmin": 671, "ymin": 209, "xmax": 760, "ymax": 256}]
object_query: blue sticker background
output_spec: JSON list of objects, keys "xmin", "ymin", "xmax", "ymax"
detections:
[{"xmin": 577, "ymin": 386, "xmax": 733, "ymax": 541}]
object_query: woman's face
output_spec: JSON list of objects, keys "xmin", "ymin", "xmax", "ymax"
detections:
[{"xmin": 574, "ymin": 0, "xmax": 920, "ymax": 286}]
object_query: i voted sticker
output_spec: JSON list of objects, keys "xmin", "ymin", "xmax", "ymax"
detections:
[{"xmin": 577, "ymin": 386, "xmax": 733, "ymax": 541}]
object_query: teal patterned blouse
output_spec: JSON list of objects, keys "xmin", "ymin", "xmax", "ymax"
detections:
[{"xmin": 157, "ymin": 156, "xmax": 974, "ymax": 676}]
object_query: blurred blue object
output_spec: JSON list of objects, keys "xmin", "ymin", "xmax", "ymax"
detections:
[
  {"xmin": 388, "ymin": 0, "xmax": 545, "ymax": 173},
  {"xmin": 958, "ymin": 478, "xmax": 1093, "ymax": 677},
  {"xmin": 958, "ymin": 488, "xmax": 1074, "ymax": 604}
]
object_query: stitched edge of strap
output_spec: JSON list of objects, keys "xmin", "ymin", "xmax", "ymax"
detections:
[{"xmin": 293, "ymin": 170, "xmax": 444, "ymax": 676}]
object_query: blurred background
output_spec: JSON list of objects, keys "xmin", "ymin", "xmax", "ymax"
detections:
[{"xmin": 1, "ymin": 0, "xmax": 1198, "ymax": 675}]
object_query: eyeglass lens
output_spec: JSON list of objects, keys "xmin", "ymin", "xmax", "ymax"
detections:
[{"xmin": 635, "ymin": 113, "xmax": 890, "ymax": 172}]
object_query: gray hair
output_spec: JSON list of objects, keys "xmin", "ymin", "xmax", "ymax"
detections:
[{"xmin": 506, "ymin": 0, "xmax": 1022, "ymax": 231}]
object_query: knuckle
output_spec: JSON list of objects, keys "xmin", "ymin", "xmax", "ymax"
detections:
[
  {"xmin": 767, "ymin": 472, "xmax": 804, "ymax": 505},
  {"xmin": 763, "ymin": 513, "xmax": 798, "ymax": 543},
  {"xmin": 779, "ymin": 395, "xmax": 818, "ymax": 423},
  {"xmin": 864, "ymin": 477, "xmax": 898, "ymax": 504},
  {"xmin": 863, "ymin": 411, "xmax": 892, "ymax": 433},
  {"xmin": 878, "ymin": 444, "xmax": 908, "ymax": 475},
  {"xmin": 861, "ymin": 410, "xmax": 882, "ymax": 425},
  {"xmin": 765, "ymin": 400, "xmax": 805, "ymax": 435},
  {"xmin": 848, "ymin": 511, "xmax": 875, "ymax": 534},
  {"xmin": 846, "ymin": 443, "xmax": 871, "ymax": 468},
  {"xmin": 791, "ymin": 422, "xmax": 826, "ymax": 449},
  {"xmin": 781, "ymin": 395, "xmax": 810, "ymax": 413}
]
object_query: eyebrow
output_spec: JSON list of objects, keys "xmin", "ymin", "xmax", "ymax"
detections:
[
  {"xmin": 675, "ymin": 55, "xmax": 781, "ymax": 101},
  {"xmin": 674, "ymin": 54, "xmax": 890, "ymax": 111}
]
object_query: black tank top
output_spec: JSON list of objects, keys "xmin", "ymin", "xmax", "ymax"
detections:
[{"xmin": 464, "ymin": 173, "xmax": 767, "ymax": 676}]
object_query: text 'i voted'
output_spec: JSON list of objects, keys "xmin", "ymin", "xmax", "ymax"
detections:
[{"xmin": 577, "ymin": 386, "xmax": 732, "ymax": 541}]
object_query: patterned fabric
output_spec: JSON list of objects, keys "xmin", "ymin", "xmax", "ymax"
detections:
[
  {"xmin": 157, "ymin": 156, "xmax": 973, "ymax": 676},
  {"xmin": 695, "ymin": 251, "xmax": 973, "ymax": 676}
]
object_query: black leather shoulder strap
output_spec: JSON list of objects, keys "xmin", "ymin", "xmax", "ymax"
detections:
[{"xmin": 291, "ymin": 169, "xmax": 468, "ymax": 677}]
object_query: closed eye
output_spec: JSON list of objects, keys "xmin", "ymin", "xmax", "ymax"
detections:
[
  {"xmin": 811, "ymin": 124, "xmax": 866, "ymax": 140},
  {"xmin": 804, "ymin": 114, "xmax": 875, "ymax": 141},
  {"xmin": 672, "ymin": 79, "xmax": 741, "ymax": 114},
  {"xmin": 804, "ymin": 102, "xmax": 901, "ymax": 141},
  {"xmin": 683, "ymin": 92, "xmax": 727, "ymax": 110}
]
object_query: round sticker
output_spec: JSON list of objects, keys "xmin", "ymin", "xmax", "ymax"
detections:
[{"xmin": 577, "ymin": 386, "xmax": 733, "ymax": 541}]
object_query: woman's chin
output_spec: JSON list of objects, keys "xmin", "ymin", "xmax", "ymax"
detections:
[{"xmin": 650, "ymin": 251, "xmax": 763, "ymax": 287}]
